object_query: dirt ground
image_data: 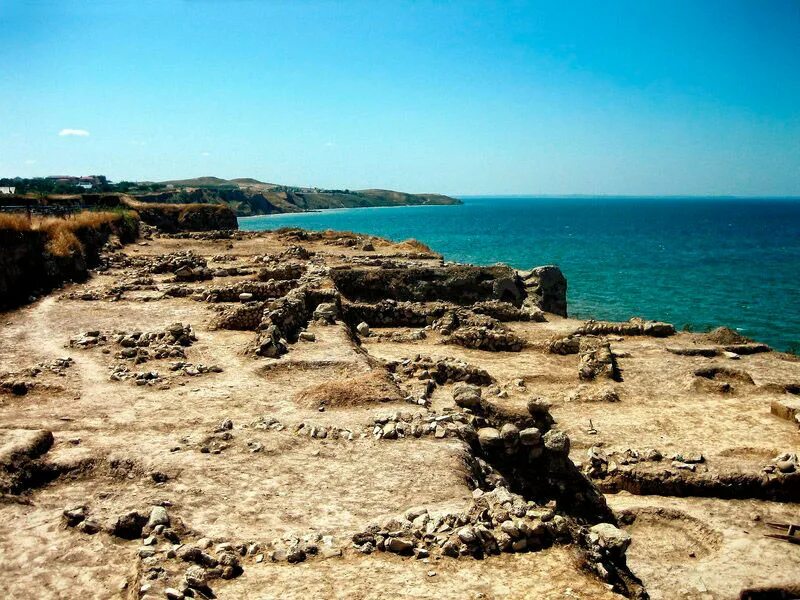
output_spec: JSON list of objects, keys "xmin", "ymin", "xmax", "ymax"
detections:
[{"xmin": 1, "ymin": 228, "xmax": 799, "ymax": 599}]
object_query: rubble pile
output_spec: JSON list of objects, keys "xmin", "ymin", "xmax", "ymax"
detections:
[
  {"xmin": 386, "ymin": 355, "xmax": 494, "ymax": 386},
  {"xmin": 148, "ymin": 251, "xmax": 213, "ymax": 282},
  {"xmin": 70, "ymin": 323, "xmax": 197, "ymax": 365},
  {"xmin": 435, "ymin": 309, "xmax": 526, "ymax": 352}
]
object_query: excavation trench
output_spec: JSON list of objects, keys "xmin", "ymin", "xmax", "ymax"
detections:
[{"xmin": 460, "ymin": 398, "xmax": 647, "ymax": 599}]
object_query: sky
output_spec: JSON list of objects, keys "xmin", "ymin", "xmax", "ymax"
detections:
[{"xmin": 1, "ymin": 0, "xmax": 800, "ymax": 195}]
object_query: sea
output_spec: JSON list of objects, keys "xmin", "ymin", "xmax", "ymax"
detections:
[{"xmin": 239, "ymin": 196, "xmax": 800, "ymax": 352}]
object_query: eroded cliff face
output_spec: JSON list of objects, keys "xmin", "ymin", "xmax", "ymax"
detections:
[
  {"xmin": 0, "ymin": 218, "xmax": 138, "ymax": 310},
  {"xmin": 128, "ymin": 202, "xmax": 238, "ymax": 232}
]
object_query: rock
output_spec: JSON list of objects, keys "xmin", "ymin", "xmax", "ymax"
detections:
[
  {"xmin": 500, "ymin": 520, "xmax": 520, "ymax": 539},
  {"xmin": 442, "ymin": 540, "xmax": 459, "ymax": 557},
  {"xmin": 500, "ymin": 423, "xmax": 520, "ymax": 445},
  {"xmin": 78, "ymin": 519, "xmax": 101, "ymax": 534},
  {"xmin": 356, "ymin": 322, "xmax": 371, "ymax": 336},
  {"xmin": 287, "ymin": 546, "xmax": 306, "ymax": 563},
  {"xmin": 776, "ymin": 460, "xmax": 796, "ymax": 474},
  {"xmin": 184, "ymin": 565, "xmax": 207, "ymax": 588},
  {"xmin": 543, "ymin": 429, "xmax": 570, "ymax": 454},
  {"xmin": 385, "ymin": 537, "xmax": 414, "ymax": 555},
  {"xmin": 313, "ymin": 303, "xmax": 338, "ymax": 322},
  {"xmin": 239, "ymin": 292, "xmax": 253, "ymax": 302},
  {"xmin": 526, "ymin": 397, "xmax": 550, "ymax": 416},
  {"xmin": 458, "ymin": 526, "xmax": 477, "ymax": 545},
  {"xmin": 519, "ymin": 427, "xmax": 542, "ymax": 446},
  {"xmin": 165, "ymin": 588, "xmax": 183, "ymax": 600},
  {"xmin": 477, "ymin": 427, "xmax": 502, "ymax": 451},
  {"xmin": 382, "ymin": 422, "xmax": 397, "ymax": 439},
  {"xmin": 452, "ymin": 383, "xmax": 482, "ymax": 410},
  {"xmin": 111, "ymin": 511, "xmax": 147, "ymax": 540},
  {"xmin": 63, "ymin": 506, "xmax": 87, "ymax": 527},
  {"xmin": 144, "ymin": 506, "xmax": 170, "ymax": 533},
  {"xmin": 590, "ymin": 523, "xmax": 632, "ymax": 555},
  {"xmin": 298, "ymin": 331, "xmax": 316, "ymax": 342}
]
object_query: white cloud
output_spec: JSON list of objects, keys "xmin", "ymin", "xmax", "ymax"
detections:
[
  {"xmin": 24, "ymin": 159, "xmax": 36, "ymax": 165},
  {"xmin": 58, "ymin": 128, "xmax": 90, "ymax": 137},
  {"xmin": 324, "ymin": 141, "xmax": 335, "ymax": 147},
  {"xmin": 201, "ymin": 151, "xmax": 210, "ymax": 156}
]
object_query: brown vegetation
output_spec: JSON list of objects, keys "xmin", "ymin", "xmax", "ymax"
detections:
[{"xmin": 0, "ymin": 211, "xmax": 139, "ymax": 256}]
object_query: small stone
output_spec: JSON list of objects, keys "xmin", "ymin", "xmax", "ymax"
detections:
[
  {"xmin": 145, "ymin": 506, "xmax": 170, "ymax": 532},
  {"xmin": 457, "ymin": 526, "xmax": 477, "ymax": 545},
  {"xmin": 500, "ymin": 423, "xmax": 520, "ymax": 445},
  {"xmin": 477, "ymin": 427, "xmax": 502, "ymax": 451},
  {"xmin": 78, "ymin": 519, "xmax": 101, "ymax": 534},
  {"xmin": 385, "ymin": 537, "xmax": 414, "ymax": 555},
  {"xmin": 776, "ymin": 460, "xmax": 796, "ymax": 474},
  {"xmin": 184, "ymin": 565, "xmax": 207, "ymax": 588},
  {"xmin": 270, "ymin": 549, "xmax": 288, "ymax": 562},
  {"xmin": 356, "ymin": 322, "xmax": 371, "ymax": 337},
  {"xmin": 287, "ymin": 546, "xmax": 307, "ymax": 563},
  {"xmin": 500, "ymin": 520, "xmax": 520, "ymax": 539},
  {"xmin": 63, "ymin": 506, "xmax": 87, "ymax": 527},
  {"xmin": 239, "ymin": 293, "xmax": 254, "ymax": 302},
  {"xmin": 452, "ymin": 383, "xmax": 482, "ymax": 410},
  {"xmin": 526, "ymin": 397, "xmax": 550, "ymax": 416},
  {"xmin": 519, "ymin": 427, "xmax": 541, "ymax": 446},
  {"xmin": 165, "ymin": 588, "xmax": 183, "ymax": 600},
  {"xmin": 590, "ymin": 523, "xmax": 632, "ymax": 555},
  {"xmin": 382, "ymin": 422, "xmax": 397, "ymax": 440},
  {"xmin": 543, "ymin": 429, "xmax": 570, "ymax": 454}
]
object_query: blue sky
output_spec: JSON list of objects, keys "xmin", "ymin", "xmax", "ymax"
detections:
[{"xmin": 2, "ymin": 0, "xmax": 799, "ymax": 195}]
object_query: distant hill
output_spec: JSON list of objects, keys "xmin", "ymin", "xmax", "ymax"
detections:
[
  {"xmin": 161, "ymin": 176, "xmax": 235, "ymax": 187},
  {"xmin": 136, "ymin": 176, "xmax": 461, "ymax": 216}
]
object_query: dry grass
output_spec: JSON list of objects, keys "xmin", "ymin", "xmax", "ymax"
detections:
[
  {"xmin": 0, "ymin": 210, "xmax": 137, "ymax": 256},
  {"xmin": 45, "ymin": 228, "xmax": 82, "ymax": 256},
  {"xmin": 294, "ymin": 369, "xmax": 404, "ymax": 408},
  {"xmin": 0, "ymin": 213, "xmax": 33, "ymax": 231}
]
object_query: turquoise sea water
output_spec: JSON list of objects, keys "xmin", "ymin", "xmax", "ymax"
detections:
[{"xmin": 240, "ymin": 197, "xmax": 800, "ymax": 351}]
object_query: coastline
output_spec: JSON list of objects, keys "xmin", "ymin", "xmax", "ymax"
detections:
[{"xmin": 235, "ymin": 198, "xmax": 800, "ymax": 352}]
